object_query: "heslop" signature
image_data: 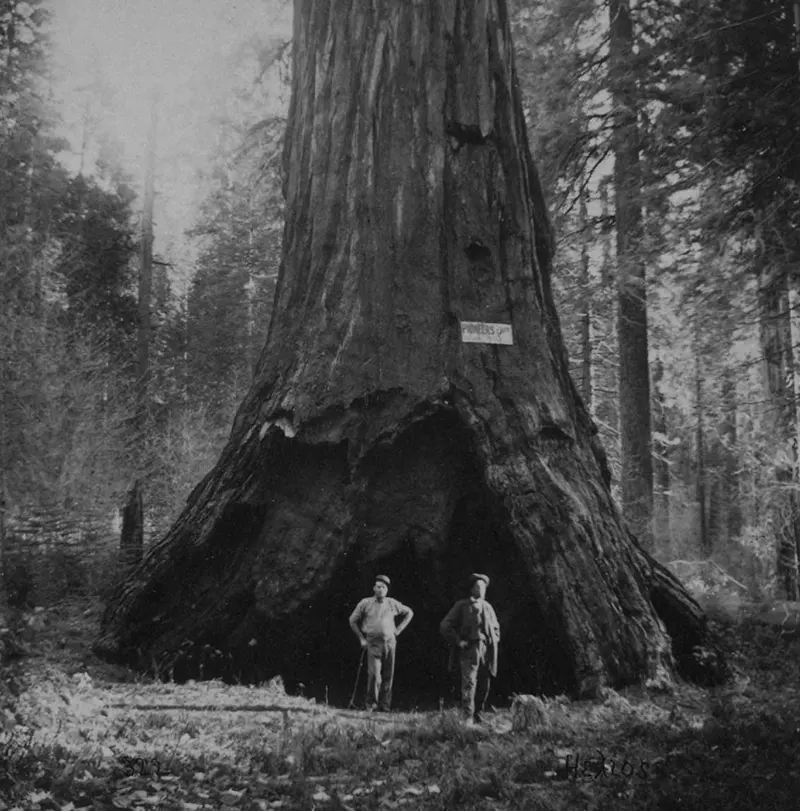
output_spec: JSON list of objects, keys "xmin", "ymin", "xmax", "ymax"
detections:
[{"xmin": 561, "ymin": 749, "xmax": 651, "ymax": 781}]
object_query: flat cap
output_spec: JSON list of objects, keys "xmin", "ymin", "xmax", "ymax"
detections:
[
  {"xmin": 469, "ymin": 573, "xmax": 490, "ymax": 586},
  {"xmin": 375, "ymin": 574, "xmax": 391, "ymax": 586}
]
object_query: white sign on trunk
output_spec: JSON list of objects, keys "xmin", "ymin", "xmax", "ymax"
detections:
[{"xmin": 460, "ymin": 321, "xmax": 514, "ymax": 345}]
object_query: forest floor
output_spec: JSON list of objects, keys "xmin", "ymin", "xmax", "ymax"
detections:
[{"xmin": 1, "ymin": 597, "xmax": 800, "ymax": 811}]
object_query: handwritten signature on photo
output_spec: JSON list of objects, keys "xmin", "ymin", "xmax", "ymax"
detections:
[
  {"xmin": 117, "ymin": 755, "xmax": 172, "ymax": 777},
  {"xmin": 561, "ymin": 749, "xmax": 651, "ymax": 782}
]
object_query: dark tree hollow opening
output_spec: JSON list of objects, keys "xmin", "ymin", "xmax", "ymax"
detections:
[{"xmin": 162, "ymin": 412, "xmax": 578, "ymax": 706}]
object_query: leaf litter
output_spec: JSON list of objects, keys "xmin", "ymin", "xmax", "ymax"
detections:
[{"xmin": 2, "ymin": 598, "xmax": 800, "ymax": 810}]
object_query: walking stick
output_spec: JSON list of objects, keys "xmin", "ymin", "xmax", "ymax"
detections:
[{"xmin": 347, "ymin": 647, "xmax": 366, "ymax": 709}]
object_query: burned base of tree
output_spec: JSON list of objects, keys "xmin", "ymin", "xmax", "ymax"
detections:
[
  {"xmin": 95, "ymin": 0, "xmax": 724, "ymax": 699},
  {"xmin": 120, "ymin": 479, "xmax": 144, "ymax": 569},
  {"xmin": 95, "ymin": 404, "xmax": 720, "ymax": 699}
]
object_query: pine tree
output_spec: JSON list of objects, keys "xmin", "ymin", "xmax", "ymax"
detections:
[{"xmin": 1, "ymin": 0, "xmax": 141, "ymax": 609}]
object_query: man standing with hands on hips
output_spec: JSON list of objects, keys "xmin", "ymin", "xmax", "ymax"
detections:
[
  {"xmin": 349, "ymin": 575, "xmax": 414, "ymax": 712},
  {"xmin": 440, "ymin": 573, "xmax": 501, "ymax": 725}
]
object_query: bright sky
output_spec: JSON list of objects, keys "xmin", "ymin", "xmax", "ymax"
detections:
[{"xmin": 49, "ymin": 0, "xmax": 292, "ymax": 287}]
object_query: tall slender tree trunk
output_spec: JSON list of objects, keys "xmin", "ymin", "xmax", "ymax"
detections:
[
  {"xmin": 694, "ymin": 346, "xmax": 708, "ymax": 555},
  {"xmin": 78, "ymin": 96, "xmax": 90, "ymax": 177},
  {"xmin": 137, "ymin": 93, "xmax": 157, "ymax": 428},
  {"xmin": 691, "ymin": 278, "xmax": 708, "ymax": 555},
  {"xmin": 786, "ymin": 271, "xmax": 800, "ymax": 599},
  {"xmin": 592, "ymin": 182, "xmax": 619, "ymax": 472},
  {"xmin": 0, "ymin": 357, "xmax": 7, "ymax": 612},
  {"xmin": 719, "ymin": 368, "xmax": 740, "ymax": 546},
  {"xmin": 578, "ymin": 190, "xmax": 592, "ymax": 409},
  {"xmin": 95, "ymin": 0, "xmax": 716, "ymax": 697},
  {"xmin": 698, "ymin": 24, "xmax": 732, "ymax": 560},
  {"xmin": 247, "ymin": 224, "xmax": 256, "ymax": 376},
  {"xmin": 760, "ymin": 263, "xmax": 800, "ymax": 600},
  {"xmin": 790, "ymin": 0, "xmax": 800, "ymax": 597},
  {"xmin": 609, "ymin": 0, "xmax": 653, "ymax": 547},
  {"xmin": 651, "ymin": 357, "xmax": 670, "ymax": 549},
  {"xmin": 0, "ymin": 5, "xmax": 16, "ymax": 616},
  {"xmin": 124, "ymin": 92, "xmax": 158, "ymax": 569},
  {"xmin": 120, "ymin": 479, "xmax": 144, "ymax": 569}
]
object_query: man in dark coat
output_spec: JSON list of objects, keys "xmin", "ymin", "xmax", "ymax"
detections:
[
  {"xmin": 349, "ymin": 575, "xmax": 414, "ymax": 711},
  {"xmin": 440, "ymin": 573, "xmax": 500, "ymax": 724}
]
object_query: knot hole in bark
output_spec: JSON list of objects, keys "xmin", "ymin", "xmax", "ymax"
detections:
[
  {"xmin": 539, "ymin": 421, "xmax": 573, "ymax": 445},
  {"xmin": 464, "ymin": 241, "xmax": 491, "ymax": 262},
  {"xmin": 463, "ymin": 240, "xmax": 496, "ymax": 293},
  {"xmin": 445, "ymin": 121, "xmax": 490, "ymax": 149}
]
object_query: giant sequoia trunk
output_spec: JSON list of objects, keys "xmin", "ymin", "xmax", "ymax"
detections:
[{"xmin": 95, "ymin": 0, "xmax": 713, "ymax": 699}]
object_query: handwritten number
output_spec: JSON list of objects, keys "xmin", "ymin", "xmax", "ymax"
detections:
[{"xmin": 116, "ymin": 755, "xmax": 172, "ymax": 777}]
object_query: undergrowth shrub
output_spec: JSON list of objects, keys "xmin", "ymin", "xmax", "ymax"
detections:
[
  {"xmin": 511, "ymin": 694, "xmax": 573, "ymax": 739},
  {"xmin": 47, "ymin": 549, "xmax": 89, "ymax": 598},
  {"xmin": 0, "ymin": 731, "xmax": 84, "ymax": 804},
  {"xmin": 440, "ymin": 764, "xmax": 509, "ymax": 808},
  {"xmin": 390, "ymin": 710, "xmax": 486, "ymax": 748},
  {"xmin": 723, "ymin": 619, "xmax": 800, "ymax": 686},
  {"xmin": 4, "ymin": 558, "xmax": 35, "ymax": 608},
  {"xmin": 699, "ymin": 590, "xmax": 746, "ymax": 624},
  {"xmin": 293, "ymin": 722, "xmax": 358, "ymax": 773},
  {"xmin": 231, "ymin": 731, "xmax": 286, "ymax": 775}
]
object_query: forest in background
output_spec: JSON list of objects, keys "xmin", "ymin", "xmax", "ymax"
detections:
[{"xmin": 2, "ymin": 0, "xmax": 799, "ymax": 609}]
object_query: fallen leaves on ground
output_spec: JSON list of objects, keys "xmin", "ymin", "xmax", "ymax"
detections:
[{"xmin": 3, "ymin": 598, "xmax": 800, "ymax": 810}]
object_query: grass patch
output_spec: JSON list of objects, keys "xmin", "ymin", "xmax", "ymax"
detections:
[{"xmin": 4, "ymin": 596, "xmax": 800, "ymax": 809}]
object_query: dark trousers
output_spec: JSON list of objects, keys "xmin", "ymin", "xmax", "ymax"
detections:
[
  {"xmin": 460, "ymin": 641, "xmax": 491, "ymax": 719},
  {"xmin": 366, "ymin": 636, "xmax": 396, "ymax": 710}
]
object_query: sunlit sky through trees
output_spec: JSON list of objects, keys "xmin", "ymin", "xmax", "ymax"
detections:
[{"xmin": 49, "ymin": 0, "xmax": 292, "ymax": 290}]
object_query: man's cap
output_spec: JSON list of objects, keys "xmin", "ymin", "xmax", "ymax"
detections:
[
  {"xmin": 469, "ymin": 573, "xmax": 490, "ymax": 586},
  {"xmin": 375, "ymin": 575, "xmax": 391, "ymax": 586}
]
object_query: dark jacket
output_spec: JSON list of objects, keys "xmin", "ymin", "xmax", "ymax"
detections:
[{"xmin": 440, "ymin": 598, "xmax": 501, "ymax": 677}]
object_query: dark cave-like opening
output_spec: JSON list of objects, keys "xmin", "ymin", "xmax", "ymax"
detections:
[
  {"xmin": 436, "ymin": 447, "xmax": 577, "ymax": 702},
  {"xmin": 159, "ymin": 411, "xmax": 578, "ymax": 703},
  {"xmin": 651, "ymin": 586, "xmax": 728, "ymax": 686},
  {"xmin": 253, "ymin": 411, "xmax": 577, "ymax": 706}
]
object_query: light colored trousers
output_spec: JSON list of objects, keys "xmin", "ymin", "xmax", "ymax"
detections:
[{"xmin": 366, "ymin": 636, "xmax": 396, "ymax": 710}]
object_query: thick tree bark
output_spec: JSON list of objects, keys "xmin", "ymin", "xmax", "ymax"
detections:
[
  {"xmin": 609, "ymin": 0, "xmax": 653, "ymax": 547},
  {"xmin": 592, "ymin": 183, "xmax": 619, "ymax": 470},
  {"xmin": 0, "ymin": 479, "xmax": 6, "ymax": 614},
  {"xmin": 651, "ymin": 358, "xmax": 670, "ymax": 548},
  {"xmin": 694, "ymin": 343, "xmax": 709, "ymax": 555},
  {"xmin": 707, "ymin": 385, "xmax": 735, "ymax": 556},
  {"xmin": 137, "ymin": 93, "xmax": 157, "ymax": 428},
  {"xmin": 759, "ymin": 264, "xmax": 800, "ymax": 600},
  {"xmin": 120, "ymin": 479, "xmax": 144, "ymax": 569},
  {"xmin": 578, "ymin": 190, "xmax": 592, "ymax": 409},
  {"xmin": 719, "ymin": 368, "xmax": 741, "ymax": 543},
  {"xmin": 95, "ymin": 0, "xmax": 714, "ymax": 698},
  {"xmin": 790, "ymin": 274, "xmax": 800, "ymax": 597}
]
